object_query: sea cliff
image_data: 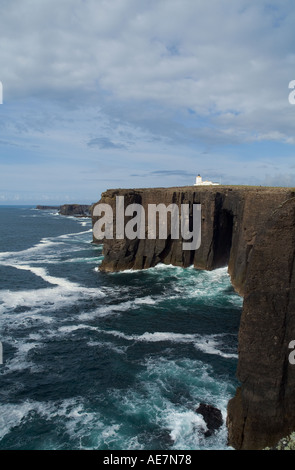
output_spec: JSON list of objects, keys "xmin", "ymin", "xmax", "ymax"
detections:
[
  {"xmin": 92, "ymin": 185, "xmax": 295, "ymax": 450},
  {"xmin": 36, "ymin": 204, "xmax": 92, "ymax": 217},
  {"xmin": 58, "ymin": 204, "xmax": 92, "ymax": 217}
]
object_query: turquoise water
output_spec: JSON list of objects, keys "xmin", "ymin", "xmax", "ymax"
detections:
[{"xmin": 0, "ymin": 206, "xmax": 242, "ymax": 450}]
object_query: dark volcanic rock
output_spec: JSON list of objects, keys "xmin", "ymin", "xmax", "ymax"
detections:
[
  {"xmin": 92, "ymin": 185, "xmax": 295, "ymax": 449},
  {"xmin": 196, "ymin": 403, "xmax": 223, "ymax": 437}
]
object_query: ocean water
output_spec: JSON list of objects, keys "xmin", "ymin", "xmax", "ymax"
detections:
[{"xmin": 0, "ymin": 206, "xmax": 243, "ymax": 450}]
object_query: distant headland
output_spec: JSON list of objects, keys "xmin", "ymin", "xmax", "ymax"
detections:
[{"xmin": 36, "ymin": 204, "xmax": 92, "ymax": 217}]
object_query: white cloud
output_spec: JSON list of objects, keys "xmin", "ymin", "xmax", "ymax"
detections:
[
  {"xmin": 1, "ymin": 0, "xmax": 295, "ymax": 202},
  {"xmin": 1, "ymin": 1, "xmax": 294, "ymax": 116}
]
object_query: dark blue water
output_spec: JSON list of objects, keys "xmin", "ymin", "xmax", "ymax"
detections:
[{"xmin": 0, "ymin": 206, "xmax": 242, "ymax": 450}]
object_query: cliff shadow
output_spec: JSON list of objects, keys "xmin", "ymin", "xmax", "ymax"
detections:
[{"xmin": 212, "ymin": 208, "xmax": 234, "ymax": 269}]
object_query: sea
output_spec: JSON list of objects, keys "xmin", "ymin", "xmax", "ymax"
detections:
[{"xmin": 0, "ymin": 206, "xmax": 243, "ymax": 451}]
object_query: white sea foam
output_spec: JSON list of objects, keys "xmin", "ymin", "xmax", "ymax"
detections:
[
  {"xmin": 134, "ymin": 296, "xmax": 156, "ymax": 305},
  {"xmin": 4, "ymin": 263, "xmax": 80, "ymax": 289},
  {"xmin": 40, "ymin": 321, "xmax": 235, "ymax": 362},
  {"xmin": 4, "ymin": 340, "xmax": 43, "ymax": 373},
  {"xmin": 0, "ymin": 396, "xmax": 125, "ymax": 450},
  {"xmin": 57, "ymin": 228, "xmax": 92, "ymax": 240},
  {"xmin": 0, "ymin": 401, "xmax": 37, "ymax": 440},
  {"xmin": 0, "ymin": 228, "xmax": 93, "ymax": 264},
  {"xmin": 110, "ymin": 263, "xmax": 189, "ymax": 275},
  {"xmin": 0, "ymin": 223, "xmax": 103, "ymax": 323},
  {"xmin": 0, "ymin": 274, "xmax": 106, "ymax": 318},
  {"xmin": 1, "ymin": 312, "xmax": 54, "ymax": 333},
  {"xmin": 63, "ymin": 256, "xmax": 100, "ymax": 264},
  {"xmin": 165, "ymin": 408, "xmax": 207, "ymax": 446},
  {"xmin": 58, "ymin": 324, "xmax": 99, "ymax": 334},
  {"xmin": 101, "ymin": 329, "xmax": 237, "ymax": 359},
  {"xmin": 0, "ymin": 239, "xmax": 58, "ymax": 261},
  {"xmin": 77, "ymin": 304, "xmax": 126, "ymax": 321},
  {"xmin": 193, "ymin": 334, "xmax": 238, "ymax": 359},
  {"xmin": 87, "ymin": 340, "xmax": 127, "ymax": 355},
  {"xmin": 113, "ymin": 356, "xmax": 232, "ymax": 450},
  {"xmin": 110, "ymin": 265, "xmax": 242, "ymax": 309},
  {"xmin": 0, "ymin": 397, "xmax": 103, "ymax": 446},
  {"xmin": 77, "ymin": 296, "xmax": 156, "ymax": 321}
]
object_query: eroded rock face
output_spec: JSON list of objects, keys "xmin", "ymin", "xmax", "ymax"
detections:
[
  {"xmin": 227, "ymin": 196, "xmax": 295, "ymax": 449},
  {"xmin": 93, "ymin": 186, "xmax": 291, "ymax": 292},
  {"xmin": 92, "ymin": 185, "xmax": 295, "ymax": 449}
]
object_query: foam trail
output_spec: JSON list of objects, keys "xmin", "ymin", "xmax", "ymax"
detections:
[
  {"xmin": 5, "ymin": 264, "xmax": 80, "ymax": 288},
  {"xmin": 0, "ymin": 228, "xmax": 93, "ymax": 262},
  {"xmin": 0, "ymin": 262, "xmax": 106, "ymax": 316},
  {"xmin": 100, "ymin": 330, "xmax": 237, "ymax": 359},
  {"xmin": 57, "ymin": 228, "xmax": 92, "ymax": 239},
  {"xmin": 0, "ymin": 239, "xmax": 58, "ymax": 261}
]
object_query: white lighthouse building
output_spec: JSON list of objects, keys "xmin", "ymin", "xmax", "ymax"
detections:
[{"xmin": 194, "ymin": 174, "xmax": 219, "ymax": 186}]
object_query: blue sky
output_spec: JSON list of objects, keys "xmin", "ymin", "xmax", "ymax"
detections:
[{"xmin": 1, "ymin": 0, "xmax": 295, "ymax": 204}]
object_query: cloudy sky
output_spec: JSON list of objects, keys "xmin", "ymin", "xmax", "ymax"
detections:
[{"xmin": 1, "ymin": 0, "xmax": 295, "ymax": 204}]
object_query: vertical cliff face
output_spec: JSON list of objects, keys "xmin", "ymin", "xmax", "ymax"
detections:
[
  {"xmin": 227, "ymin": 196, "xmax": 295, "ymax": 449},
  {"xmin": 92, "ymin": 185, "xmax": 295, "ymax": 449}
]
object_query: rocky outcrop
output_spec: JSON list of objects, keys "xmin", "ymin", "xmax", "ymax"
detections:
[
  {"xmin": 36, "ymin": 204, "xmax": 92, "ymax": 217},
  {"xmin": 59, "ymin": 204, "xmax": 92, "ymax": 217},
  {"xmin": 36, "ymin": 205, "xmax": 60, "ymax": 210},
  {"xmin": 91, "ymin": 185, "xmax": 295, "ymax": 449},
  {"xmin": 195, "ymin": 403, "xmax": 223, "ymax": 437}
]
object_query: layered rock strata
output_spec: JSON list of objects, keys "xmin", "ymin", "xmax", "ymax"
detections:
[{"xmin": 92, "ymin": 185, "xmax": 295, "ymax": 449}]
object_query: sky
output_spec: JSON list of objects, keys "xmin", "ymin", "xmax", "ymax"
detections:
[{"xmin": 1, "ymin": 0, "xmax": 295, "ymax": 204}]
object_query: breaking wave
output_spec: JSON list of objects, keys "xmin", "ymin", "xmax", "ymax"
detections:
[{"xmin": 0, "ymin": 207, "xmax": 242, "ymax": 450}]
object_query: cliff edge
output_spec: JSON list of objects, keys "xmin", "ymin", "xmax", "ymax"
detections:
[{"xmin": 92, "ymin": 185, "xmax": 295, "ymax": 449}]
